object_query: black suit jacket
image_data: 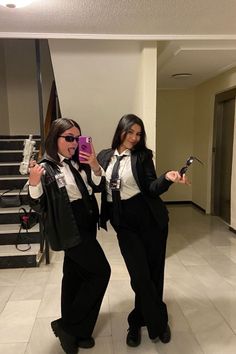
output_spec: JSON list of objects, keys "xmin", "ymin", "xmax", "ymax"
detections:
[{"xmin": 97, "ymin": 148, "xmax": 173, "ymax": 231}]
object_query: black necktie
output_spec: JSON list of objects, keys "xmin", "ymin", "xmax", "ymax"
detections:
[
  {"xmin": 111, "ymin": 155, "xmax": 125, "ymax": 225},
  {"xmin": 111, "ymin": 155, "xmax": 125, "ymax": 182},
  {"xmin": 64, "ymin": 159, "xmax": 93, "ymax": 214}
]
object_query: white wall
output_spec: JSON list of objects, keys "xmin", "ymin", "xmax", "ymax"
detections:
[
  {"xmin": 48, "ymin": 39, "xmax": 157, "ymax": 153},
  {"xmin": 0, "ymin": 40, "xmax": 9, "ymax": 134},
  {"xmin": 5, "ymin": 40, "xmax": 39, "ymax": 134},
  {"xmin": 156, "ymin": 89, "xmax": 194, "ymax": 201},
  {"xmin": 41, "ymin": 40, "xmax": 55, "ymax": 122},
  {"xmin": 3, "ymin": 39, "xmax": 53, "ymax": 135},
  {"xmin": 141, "ymin": 43, "xmax": 157, "ymax": 152}
]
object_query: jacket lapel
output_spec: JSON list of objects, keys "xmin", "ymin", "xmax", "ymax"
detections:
[
  {"xmin": 131, "ymin": 153, "xmax": 142, "ymax": 190},
  {"xmin": 102, "ymin": 150, "xmax": 114, "ymax": 171}
]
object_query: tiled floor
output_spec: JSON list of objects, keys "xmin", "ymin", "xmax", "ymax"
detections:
[{"xmin": 0, "ymin": 205, "xmax": 236, "ymax": 354}]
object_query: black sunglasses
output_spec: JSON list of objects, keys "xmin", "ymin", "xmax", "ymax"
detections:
[
  {"xmin": 179, "ymin": 156, "xmax": 203, "ymax": 176},
  {"xmin": 59, "ymin": 135, "xmax": 80, "ymax": 143}
]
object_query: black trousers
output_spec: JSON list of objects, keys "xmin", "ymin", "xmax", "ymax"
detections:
[
  {"xmin": 110, "ymin": 193, "xmax": 168, "ymax": 340},
  {"xmin": 61, "ymin": 199, "xmax": 111, "ymax": 338}
]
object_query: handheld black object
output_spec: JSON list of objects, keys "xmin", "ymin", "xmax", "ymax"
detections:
[{"xmin": 179, "ymin": 156, "xmax": 203, "ymax": 176}]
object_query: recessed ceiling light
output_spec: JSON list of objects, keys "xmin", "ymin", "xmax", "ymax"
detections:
[
  {"xmin": 0, "ymin": 0, "xmax": 33, "ymax": 8},
  {"xmin": 171, "ymin": 73, "xmax": 192, "ymax": 79}
]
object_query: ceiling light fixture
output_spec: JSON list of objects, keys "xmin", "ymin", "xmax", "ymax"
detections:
[
  {"xmin": 171, "ymin": 73, "xmax": 192, "ymax": 79},
  {"xmin": 0, "ymin": 0, "xmax": 33, "ymax": 8}
]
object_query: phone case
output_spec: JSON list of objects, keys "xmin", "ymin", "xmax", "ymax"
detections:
[{"xmin": 78, "ymin": 136, "xmax": 92, "ymax": 161}]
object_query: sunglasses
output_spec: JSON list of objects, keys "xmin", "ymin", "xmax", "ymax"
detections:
[
  {"xmin": 179, "ymin": 156, "xmax": 203, "ymax": 176},
  {"xmin": 59, "ymin": 135, "xmax": 80, "ymax": 143}
]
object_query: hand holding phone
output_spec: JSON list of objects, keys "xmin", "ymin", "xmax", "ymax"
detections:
[{"xmin": 78, "ymin": 136, "xmax": 92, "ymax": 162}]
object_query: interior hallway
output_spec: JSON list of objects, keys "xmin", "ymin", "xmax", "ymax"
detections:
[{"xmin": 0, "ymin": 205, "xmax": 236, "ymax": 354}]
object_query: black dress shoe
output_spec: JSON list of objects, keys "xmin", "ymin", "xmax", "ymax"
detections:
[
  {"xmin": 51, "ymin": 320, "xmax": 78, "ymax": 354},
  {"xmin": 126, "ymin": 327, "xmax": 141, "ymax": 347},
  {"xmin": 77, "ymin": 337, "xmax": 95, "ymax": 348},
  {"xmin": 159, "ymin": 324, "xmax": 171, "ymax": 344}
]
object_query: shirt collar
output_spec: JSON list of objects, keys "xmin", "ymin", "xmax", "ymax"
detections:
[
  {"xmin": 58, "ymin": 153, "xmax": 68, "ymax": 163},
  {"xmin": 114, "ymin": 148, "xmax": 130, "ymax": 157}
]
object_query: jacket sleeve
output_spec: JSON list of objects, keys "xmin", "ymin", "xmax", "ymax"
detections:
[
  {"xmin": 97, "ymin": 149, "xmax": 110, "ymax": 169},
  {"xmin": 140, "ymin": 150, "xmax": 173, "ymax": 196},
  {"xmin": 83, "ymin": 163, "xmax": 106, "ymax": 193},
  {"xmin": 28, "ymin": 164, "xmax": 48, "ymax": 215},
  {"xmin": 28, "ymin": 192, "xmax": 47, "ymax": 215}
]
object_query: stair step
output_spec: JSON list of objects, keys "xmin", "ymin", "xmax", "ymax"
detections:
[
  {"xmin": 0, "ymin": 204, "xmax": 31, "ymax": 212},
  {"xmin": 0, "ymin": 162, "xmax": 20, "ymax": 165},
  {"xmin": 0, "ymin": 163, "xmax": 21, "ymax": 175},
  {"xmin": 0, "ymin": 206, "xmax": 38, "ymax": 224},
  {"xmin": 0, "ymin": 136, "xmax": 45, "ymax": 269},
  {"xmin": 0, "ymin": 223, "xmax": 39, "ymax": 233},
  {"xmin": 0, "ymin": 176, "xmax": 28, "ymax": 189},
  {"xmin": 0, "ymin": 188, "xmax": 29, "ymax": 205},
  {"xmin": 0, "ymin": 223, "xmax": 40, "ymax": 245},
  {"xmin": 0, "ymin": 135, "xmax": 40, "ymax": 139},
  {"xmin": 0, "ymin": 188, "xmax": 27, "ymax": 193},
  {"xmin": 0, "ymin": 175, "xmax": 28, "ymax": 179},
  {"xmin": 0, "ymin": 150, "xmax": 39, "ymax": 163},
  {"xmin": 0, "ymin": 244, "xmax": 42, "ymax": 269},
  {"xmin": 0, "ymin": 139, "xmax": 41, "ymax": 150}
]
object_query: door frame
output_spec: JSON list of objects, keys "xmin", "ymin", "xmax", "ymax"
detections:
[{"xmin": 211, "ymin": 87, "xmax": 236, "ymax": 219}]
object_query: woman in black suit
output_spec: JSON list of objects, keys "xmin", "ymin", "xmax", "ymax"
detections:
[
  {"xmin": 28, "ymin": 118, "xmax": 111, "ymax": 354},
  {"xmin": 97, "ymin": 114, "xmax": 187, "ymax": 347}
]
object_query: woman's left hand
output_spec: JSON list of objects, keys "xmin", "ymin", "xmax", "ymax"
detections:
[
  {"xmin": 79, "ymin": 144, "xmax": 101, "ymax": 174},
  {"xmin": 165, "ymin": 171, "xmax": 190, "ymax": 185}
]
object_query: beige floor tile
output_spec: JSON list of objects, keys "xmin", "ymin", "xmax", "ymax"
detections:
[
  {"xmin": 37, "ymin": 283, "xmax": 61, "ymax": 318},
  {"xmin": 9, "ymin": 284, "xmax": 45, "ymax": 301},
  {"xmin": 1, "ymin": 205, "xmax": 236, "ymax": 353},
  {"xmin": 0, "ymin": 268, "xmax": 23, "ymax": 286},
  {"xmin": 80, "ymin": 336, "xmax": 113, "ymax": 354},
  {"xmin": 25, "ymin": 317, "xmax": 64, "ymax": 354},
  {"xmin": 17, "ymin": 269, "xmax": 50, "ymax": 285},
  {"xmin": 0, "ymin": 300, "xmax": 41, "ymax": 343},
  {"xmin": 0, "ymin": 286, "xmax": 14, "ymax": 313},
  {"xmin": 108, "ymin": 279, "xmax": 133, "ymax": 313},
  {"xmin": 0, "ymin": 343, "xmax": 27, "ymax": 354}
]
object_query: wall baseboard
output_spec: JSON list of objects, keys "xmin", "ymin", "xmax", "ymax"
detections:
[
  {"xmin": 165, "ymin": 201, "xmax": 206, "ymax": 213},
  {"xmin": 165, "ymin": 202, "xmax": 236, "ymax": 231},
  {"xmin": 229, "ymin": 226, "xmax": 236, "ymax": 234}
]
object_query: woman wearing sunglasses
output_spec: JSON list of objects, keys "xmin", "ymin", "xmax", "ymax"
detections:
[
  {"xmin": 28, "ymin": 118, "xmax": 110, "ymax": 354},
  {"xmin": 97, "ymin": 114, "xmax": 188, "ymax": 348}
]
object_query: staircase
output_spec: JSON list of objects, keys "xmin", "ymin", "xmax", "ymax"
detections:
[{"xmin": 0, "ymin": 135, "xmax": 44, "ymax": 268}]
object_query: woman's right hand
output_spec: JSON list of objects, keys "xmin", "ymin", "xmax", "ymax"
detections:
[{"xmin": 29, "ymin": 163, "xmax": 45, "ymax": 186}]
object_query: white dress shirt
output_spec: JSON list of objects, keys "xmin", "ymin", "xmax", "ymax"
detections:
[
  {"xmin": 29, "ymin": 153, "xmax": 102, "ymax": 202},
  {"xmin": 105, "ymin": 149, "xmax": 141, "ymax": 202}
]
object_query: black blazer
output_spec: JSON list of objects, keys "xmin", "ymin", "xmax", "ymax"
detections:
[
  {"xmin": 29, "ymin": 157, "xmax": 105, "ymax": 251},
  {"xmin": 97, "ymin": 148, "xmax": 173, "ymax": 231}
]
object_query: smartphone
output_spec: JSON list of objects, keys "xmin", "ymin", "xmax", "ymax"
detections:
[{"xmin": 78, "ymin": 136, "xmax": 92, "ymax": 162}]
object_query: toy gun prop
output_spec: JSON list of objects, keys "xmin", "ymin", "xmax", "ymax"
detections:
[
  {"xmin": 19, "ymin": 135, "xmax": 36, "ymax": 175},
  {"xmin": 179, "ymin": 156, "xmax": 203, "ymax": 176}
]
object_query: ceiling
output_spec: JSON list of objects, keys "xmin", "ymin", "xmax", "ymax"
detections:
[{"xmin": 1, "ymin": 0, "xmax": 236, "ymax": 89}]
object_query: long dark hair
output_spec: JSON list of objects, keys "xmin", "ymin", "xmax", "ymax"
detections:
[
  {"xmin": 111, "ymin": 114, "xmax": 147, "ymax": 151},
  {"xmin": 45, "ymin": 118, "xmax": 81, "ymax": 164}
]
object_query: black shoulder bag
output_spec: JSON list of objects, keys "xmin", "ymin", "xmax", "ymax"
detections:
[
  {"xmin": 0, "ymin": 189, "xmax": 22, "ymax": 208},
  {"xmin": 16, "ymin": 207, "xmax": 39, "ymax": 251}
]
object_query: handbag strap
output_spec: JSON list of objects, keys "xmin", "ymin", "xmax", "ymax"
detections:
[
  {"xmin": 15, "ymin": 227, "xmax": 31, "ymax": 252},
  {"xmin": 0, "ymin": 189, "xmax": 13, "ymax": 197},
  {"xmin": 0, "ymin": 188, "xmax": 22, "ymax": 198},
  {"xmin": 16, "ymin": 208, "xmax": 31, "ymax": 252},
  {"xmin": 19, "ymin": 207, "xmax": 28, "ymax": 215}
]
